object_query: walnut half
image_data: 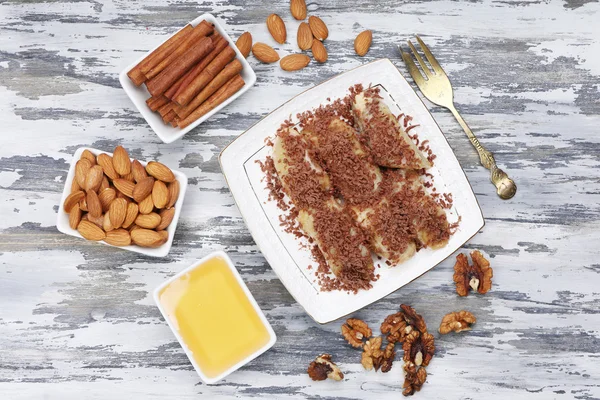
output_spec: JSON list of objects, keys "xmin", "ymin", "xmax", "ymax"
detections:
[
  {"xmin": 342, "ymin": 318, "xmax": 372, "ymax": 348},
  {"xmin": 403, "ymin": 330, "xmax": 435, "ymax": 367},
  {"xmin": 361, "ymin": 336, "xmax": 382, "ymax": 371},
  {"xmin": 453, "ymin": 251, "xmax": 493, "ymax": 296},
  {"xmin": 402, "ymin": 361, "xmax": 427, "ymax": 396},
  {"xmin": 308, "ymin": 354, "xmax": 344, "ymax": 381},
  {"xmin": 380, "ymin": 304, "xmax": 427, "ymax": 344},
  {"xmin": 439, "ymin": 310, "xmax": 477, "ymax": 334}
]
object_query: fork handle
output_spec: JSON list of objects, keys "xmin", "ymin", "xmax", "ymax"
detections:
[{"xmin": 448, "ymin": 105, "xmax": 517, "ymax": 199}]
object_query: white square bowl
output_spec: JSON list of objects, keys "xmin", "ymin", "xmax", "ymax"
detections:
[
  {"xmin": 220, "ymin": 59, "xmax": 485, "ymax": 324},
  {"xmin": 153, "ymin": 251, "xmax": 277, "ymax": 384},
  {"xmin": 119, "ymin": 13, "xmax": 257, "ymax": 144},
  {"xmin": 56, "ymin": 147, "xmax": 188, "ymax": 257}
]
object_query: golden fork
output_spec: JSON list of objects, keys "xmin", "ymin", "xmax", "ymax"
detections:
[{"xmin": 399, "ymin": 36, "xmax": 516, "ymax": 200}]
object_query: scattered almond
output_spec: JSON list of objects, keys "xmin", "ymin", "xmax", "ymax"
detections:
[
  {"xmin": 112, "ymin": 145, "xmax": 131, "ymax": 176},
  {"xmin": 146, "ymin": 161, "xmax": 175, "ymax": 183},
  {"xmin": 77, "ymin": 220, "xmax": 106, "ymax": 241},
  {"xmin": 86, "ymin": 189, "xmax": 103, "ymax": 218},
  {"xmin": 252, "ymin": 43, "xmax": 280, "ymax": 63},
  {"xmin": 113, "ymin": 179, "xmax": 135, "ymax": 198},
  {"xmin": 132, "ymin": 160, "xmax": 147, "ymax": 183},
  {"xmin": 69, "ymin": 203, "xmax": 82, "ymax": 230},
  {"xmin": 354, "ymin": 30, "xmax": 372, "ymax": 57},
  {"xmin": 166, "ymin": 180, "xmax": 180, "ymax": 209},
  {"xmin": 132, "ymin": 176, "xmax": 155, "ymax": 203},
  {"xmin": 290, "ymin": 0, "xmax": 307, "ymax": 20},
  {"xmin": 81, "ymin": 149, "xmax": 96, "ymax": 165},
  {"xmin": 267, "ymin": 14, "xmax": 287, "ymax": 44},
  {"xmin": 152, "ymin": 180, "xmax": 169, "ymax": 209},
  {"xmin": 157, "ymin": 207, "xmax": 175, "ymax": 231},
  {"xmin": 297, "ymin": 22, "xmax": 313, "ymax": 51},
  {"xmin": 64, "ymin": 191, "xmax": 85, "ymax": 213},
  {"xmin": 98, "ymin": 188, "xmax": 116, "ymax": 212},
  {"xmin": 131, "ymin": 228, "xmax": 167, "ymax": 248},
  {"xmin": 122, "ymin": 202, "xmax": 139, "ymax": 229},
  {"xmin": 311, "ymin": 40, "xmax": 328, "ymax": 63},
  {"xmin": 135, "ymin": 212, "xmax": 162, "ymax": 229},
  {"xmin": 75, "ymin": 159, "xmax": 92, "ymax": 189},
  {"xmin": 97, "ymin": 153, "xmax": 119, "ymax": 180},
  {"xmin": 280, "ymin": 54, "xmax": 310, "ymax": 71},
  {"xmin": 104, "ymin": 229, "xmax": 131, "ymax": 247},
  {"xmin": 138, "ymin": 195, "xmax": 154, "ymax": 214},
  {"xmin": 236, "ymin": 32, "xmax": 252, "ymax": 58},
  {"xmin": 109, "ymin": 198, "xmax": 127, "ymax": 229},
  {"xmin": 308, "ymin": 16, "xmax": 328, "ymax": 41}
]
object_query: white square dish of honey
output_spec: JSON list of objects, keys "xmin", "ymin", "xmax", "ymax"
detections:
[{"xmin": 153, "ymin": 251, "xmax": 276, "ymax": 383}]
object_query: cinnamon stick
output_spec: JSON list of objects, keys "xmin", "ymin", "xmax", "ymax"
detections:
[
  {"xmin": 163, "ymin": 110, "xmax": 177, "ymax": 123},
  {"xmin": 146, "ymin": 95, "xmax": 169, "ymax": 112},
  {"xmin": 173, "ymin": 46, "xmax": 236, "ymax": 107},
  {"xmin": 173, "ymin": 59, "xmax": 243, "ymax": 120},
  {"xmin": 167, "ymin": 36, "xmax": 229, "ymax": 100},
  {"xmin": 163, "ymin": 33, "xmax": 223, "ymax": 99},
  {"xmin": 170, "ymin": 117, "xmax": 179, "ymax": 127},
  {"xmin": 157, "ymin": 102, "xmax": 174, "ymax": 118},
  {"xmin": 178, "ymin": 74, "xmax": 245, "ymax": 129},
  {"xmin": 146, "ymin": 37, "xmax": 214, "ymax": 97},
  {"xmin": 145, "ymin": 21, "xmax": 214, "ymax": 80},
  {"xmin": 127, "ymin": 25, "xmax": 193, "ymax": 86}
]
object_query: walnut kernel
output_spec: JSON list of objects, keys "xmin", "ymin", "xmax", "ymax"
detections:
[
  {"xmin": 453, "ymin": 251, "xmax": 493, "ymax": 296},
  {"xmin": 403, "ymin": 330, "xmax": 435, "ymax": 367},
  {"xmin": 308, "ymin": 354, "xmax": 344, "ymax": 381},
  {"xmin": 342, "ymin": 318, "xmax": 372, "ymax": 348},
  {"xmin": 380, "ymin": 304, "xmax": 427, "ymax": 344},
  {"xmin": 402, "ymin": 361, "xmax": 427, "ymax": 396},
  {"xmin": 439, "ymin": 310, "xmax": 477, "ymax": 334},
  {"xmin": 361, "ymin": 336, "xmax": 382, "ymax": 370}
]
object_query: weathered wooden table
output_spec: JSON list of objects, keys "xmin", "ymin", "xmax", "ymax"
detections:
[{"xmin": 1, "ymin": 0, "xmax": 599, "ymax": 398}]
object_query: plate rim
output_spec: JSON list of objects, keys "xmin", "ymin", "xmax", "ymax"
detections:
[{"xmin": 219, "ymin": 58, "xmax": 485, "ymax": 323}]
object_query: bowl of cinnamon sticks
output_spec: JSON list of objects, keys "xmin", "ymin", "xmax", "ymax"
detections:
[{"xmin": 119, "ymin": 14, "xmax": 256, "ymax": 143}]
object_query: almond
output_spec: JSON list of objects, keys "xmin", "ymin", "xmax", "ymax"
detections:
[
  {"xmin": 112, "ymin": 146, "xmax": 131, "ymax": 176},
  {"xmin": 75, "ymin": 159, "xmax": 92, "ymax": 189},
  {"xmin": 81, "ymin": 149, "xmax": 97, "ymax": 165},
  {"xmin": 71, "ymin": 178, "xmax": 81, "ymax": 193},
  {"xmin": 131, "ymin": 228, "xmax": 166, "ymax": 248},
  {"xmin": 135, "ymin": 212, "xmax": 161, "ymax": 229},
  {"xmin": 280, "ymin": 54, "xmax": 310, "ymax": 71},
  {"xmin": 97, "ymin": 153, "xmax": 119, "ymax": 180},
  {"xmin": 311, "ymin": 40, "xmax": 328, "ymax": 63},
  {"xmin": 290, "ymin": 0, "xmax": 307, "ymax": 20},
  {"xmin": 104, "ymin": 229, "xmax": 131, "ymax": 247},
  {"xmin": 145, "ymin": 161, "xmax": 175, "ymax": 183},
  {"xmin": 100, "ymin": 176, "xmax": 110, "ymax": 191},
  {"xmin": 64, "ymin": 190, "xmax": 85, "ymax": 213},
  {"xmin": 267, "ymin": 14, "xmax": 286, "ymax": 44},
  {"xmin": 77, "ymin": 220, "xmax": 106, "ymax": 241},
  {"xmin": 122, "ymin": 202, "xmax": 139, "ymax": 229},
  {"xmin": 308, "ymin": 16, "xmax": 328, "ymax": 41},
  {"xmin": 157, "ymin": 230, "xmax": 169, "ymax": 242},
  {"xmin": 152, "ymin": 180, "xmax": 169, "ymax": 209},
  {"xmin": 69, "ymin": 203, "xmax": 82, "ymax": 229},
  {"xmin": 85, "ymin": 212, "xmax": 104, "ymax": 228},
  {"xmin": 252, "ymin": 43, "xmax": 280, "ymax": 63},
  {"xmin": 156, "ymin": 207, "xmax": 175, "ymax": 231},
  {"xmin": 236, "ymin": 32, "xmax": 252, "ymax": 58},
  {"xmin": 139, "ymin": 195, "xmax": 154, "ymax": 214},
  {"xmin": 109, "ymin": 198, "xmax": 127, "ymax": 228},
  {"xmin": 132, "ymin": 160, "xmax": 148, "ymax": 183},
  {"xmin": 297, "ymin": 22, "xmax": 313, "ymax": 50},
  {"xmin": 122, "ymin": 171, "xmax": 135, "ymax": 182},
  {"xmin": 113, "ymin": 179, "xmax": 135, "ymax": 198},
  {"xmin": 103, "ymin": 211, "xmax": 114, "ymax": 232},
  {"xmin": 98, "ymin": 188, "xmax": 116, "ymax": 212},
  {"xmin": 79, "ymin": 196, "xmax": 88, "ymax": 212},
  {"xmin": 166, "ymin": 180, "xmax": 180, "ymax": 209},
  {"xmin": 85, "ymin": 165, "xmax": 104, "ymax": 192},
  {"xmin": 86, "ymin": 189, "xmax": 102, "ymax": 218},
  {"xmin": 132, "ymin": 176, "xmax": 155, "ymax": 203},
  {"xmin": 354, "ymin": 30, "xmax": 372, "ymax": 56}
]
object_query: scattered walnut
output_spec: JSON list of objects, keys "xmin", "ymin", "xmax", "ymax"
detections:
[
  {"xmin": 380, "ymin": 304, "xmax": 427, "ymax": 344},
  {"xmin": 439, "ymin": 310, "xmax": 477, "ymax": 334},
  {"xmin": 308, "ymin": 354, "xmax": 344, "ymax": 381},
  {"xmin": 361, "ymin": 336, "xmax": 383, "ymax": 370},
  {"xmin": 377, "ymin": 342, "xmax": 396, "ymax": 373},
  {"xmin": 453, "ymin": 251, "xmax": 493, "ymax": 296},
  {"xmin": 342, "ymin": 318, "xmax": 372, "ymax": 348},
  {"xmin": 402, "ymin": 361, "xmax": 427, "ymax": 396},
  {"xmin": 403, "ymin": 330, "xmax": 435, "ymax": 367}
]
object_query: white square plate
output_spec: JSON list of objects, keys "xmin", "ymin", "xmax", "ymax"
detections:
[
  {"xmin": 57, "ymin": 147, "xmax": 188, "ymax": 257},
  {"xmin": 119, "ymin": 13, "xmax": 257, "ymax": 144},
  {"xmin": 219, "ymin": 59, "xmax": 484, "ymax": 323}
]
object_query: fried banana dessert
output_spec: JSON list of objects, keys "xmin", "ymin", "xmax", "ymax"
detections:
[
  {"xmin": 352, "ymin": 89, "xmax": 432, "ymax": 170},
  {"xmin": 272, "ymin": 127, "xmax": 375, "ymax": 289}
]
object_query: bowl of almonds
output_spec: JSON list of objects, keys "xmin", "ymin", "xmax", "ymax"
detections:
[{"xmin": 56, "ymin": 146, "xmax": 187, "ymax": 257}]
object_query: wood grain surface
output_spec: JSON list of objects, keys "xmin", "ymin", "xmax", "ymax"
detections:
[{"xmin": 1, "ymin": 0, "xmax": 599, "ymax": 399}]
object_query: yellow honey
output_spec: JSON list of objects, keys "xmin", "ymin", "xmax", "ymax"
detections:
[{"xmin": 158, "ymin": 255, "xmax": 271, "ymax": 379}]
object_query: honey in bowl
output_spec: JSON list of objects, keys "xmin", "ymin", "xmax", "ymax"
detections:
[{"xmin": 155, "ymin": 252, "xmax": 275, "ymax": 382}]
